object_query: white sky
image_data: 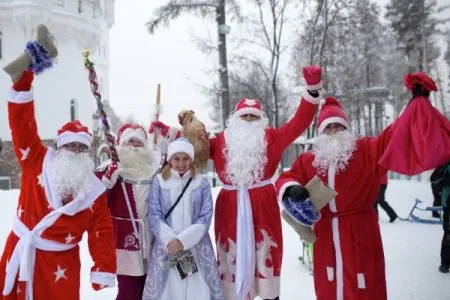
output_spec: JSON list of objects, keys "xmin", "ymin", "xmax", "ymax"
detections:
[
  {"xmin": 109, "ymin": 0, "xmax": 215, "ymax": 129},
  {"xmin": 109, "ymin": 0, "xmax": 450, "ymax": 131}
]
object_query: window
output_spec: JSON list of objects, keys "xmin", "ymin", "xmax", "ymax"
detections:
[
  {"xmin": 78, "ymin": 0, "xmax": 83, "ymax": 13},
  {"xmin": 0, "ymin": 176, "xmax": 11, "ymax": 190},
  {"xmin": 70, "ymin": 99, "xmax": 78, "ymax": 121},
  {"xmin": 53, "ymin": 0, "xmax": 64, "ymax": 8}
]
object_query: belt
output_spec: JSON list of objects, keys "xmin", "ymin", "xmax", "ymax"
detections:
[{"xmin": 3, "ymin": 217, "xmax": 76, "ymax": 300}]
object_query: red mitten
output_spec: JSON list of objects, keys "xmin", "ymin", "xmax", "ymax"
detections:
[
  {"xmin": 101, "ymin": 161, "xmax": 120, "ymax": 189},
  {"xmin": 12, "ymin": 70, "xmax": 34, "ymax": 91},
  {"xmin": 149, "ymin": 121, "xmax": 170, "ymax": 136},
  {"xmin": 303, "ymin": 66, "xmax": 322, "ymax": 91}
]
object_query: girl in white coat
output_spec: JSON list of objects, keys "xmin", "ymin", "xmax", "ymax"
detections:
[{"xmin": 143, "ymin": 138, "xmax": 224, "ymax": 300}]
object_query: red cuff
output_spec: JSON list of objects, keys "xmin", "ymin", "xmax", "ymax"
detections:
[{"xmin": 12, "ymin": 70, "xmax": 34, "ymax": 91}]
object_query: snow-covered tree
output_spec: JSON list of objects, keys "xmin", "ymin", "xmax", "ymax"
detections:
[{"xmin": 146, "ymin": 0, "xmax": 241, "ymax": 129}]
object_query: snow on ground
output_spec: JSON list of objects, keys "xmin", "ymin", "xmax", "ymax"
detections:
[{"xmin": 0, "ymin": 179, "xmax": 448, "ymax": 299}]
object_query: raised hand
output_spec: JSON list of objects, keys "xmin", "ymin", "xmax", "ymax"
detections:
[
  {"xmin": 303, "ymin": 65, "xmax": 322, "ymax": 91},
  {"xmin": 284, "ymin": 185, "xmax": 310, "ymax": 202},
  {"xmin": 149, "ymin": 121, "xmax": 170, "ymax": 136},
  {"xmin": 101, "ymin": 161, "xmax": 121, "ymax": 189}
]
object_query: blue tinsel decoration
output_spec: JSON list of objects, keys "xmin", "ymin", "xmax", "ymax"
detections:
[
  {"xmin": 25, "ymin": 41, "xmax": 53, "ymax": 74},
  {"xmin": 282, "ymin": 197, "xmax": 320, "ymax": 226}
]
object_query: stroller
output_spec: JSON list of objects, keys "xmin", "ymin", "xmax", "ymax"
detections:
[{"xmin": 400, "ymin": 198, "xmax": 443, "ymax": 225}]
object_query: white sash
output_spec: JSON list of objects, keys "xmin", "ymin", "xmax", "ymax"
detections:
[
  {"xmin": 222, "ymin": 179, "xmax": 273, "ymax": 300},
  {"xmin": 3, "ymin": 217, "xmax": 76, "ymax": 300}
]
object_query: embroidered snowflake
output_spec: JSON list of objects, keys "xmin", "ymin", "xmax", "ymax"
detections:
[{"xmin": 244, "ymin": 99, "xmax": 257, "ymax": 106}]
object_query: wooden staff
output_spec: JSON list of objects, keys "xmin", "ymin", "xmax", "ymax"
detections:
[{"xmin": 153, "ymin": 83, "xmax": 161, "ymax": 145}]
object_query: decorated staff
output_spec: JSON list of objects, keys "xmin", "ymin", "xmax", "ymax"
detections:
[
  {"xmin": 82, "ymin": 50, "xmax": 118, "ymax": 162},
  {"xmin": 84, "ymin": 52, "xmax": 159, "ymax": 299}
]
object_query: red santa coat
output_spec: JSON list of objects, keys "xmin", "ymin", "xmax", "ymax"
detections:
[
  {"xmin": 275, "ymin": 97, "xmax": 450, "ymax": 300},
  {"xmin": 0, "ymin": 88, "xmax": 116, "ymax": 300},
  {"xmin": 212, "ymin": 93, "xmax": 318, "ymax": 299}
]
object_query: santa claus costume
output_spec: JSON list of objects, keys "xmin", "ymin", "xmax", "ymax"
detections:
[
  {"xmin": 96, "ymin": 123, "xmax": 161, "ymax": 300},
  {"xmin": 276, "ymin": 72, "xmax": 450, "ymax": 300},
  {"xmin": 0, "ymin": 69, "xmax": 116, "ymax": 300},
  {"xmin": 150, "ymin": 66, "xmax": 323, "ymax": 299}
]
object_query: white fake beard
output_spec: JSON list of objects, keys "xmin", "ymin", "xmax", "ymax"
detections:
[
  {"xmin": 50, "ymin": 149, "xmax": 95, "ymax": 200},
  {"xmin": 117, "ymin": 146, "xmax": 153, "ymax": 180},
  {"xmin": 224, "ymin": 115, "xmax": 268, "ymax": 186},
  {"xmin": 312, "ymin": 130, "xmax": 357, "ymax": 175}
]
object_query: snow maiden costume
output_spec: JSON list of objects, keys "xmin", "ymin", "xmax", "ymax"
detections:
[{"xmin": 143, "ymin": 138, "xmax": 223, "ymax": 300}]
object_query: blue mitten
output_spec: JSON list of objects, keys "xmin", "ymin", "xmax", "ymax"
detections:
[{"xmin": 282, "ymin": 197, "xmax": 320, "ymax": 226}]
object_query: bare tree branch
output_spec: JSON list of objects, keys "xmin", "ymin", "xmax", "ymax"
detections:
[{"xmin": 146, "ymin": 1, "xmax": 217, "ymax": 34}]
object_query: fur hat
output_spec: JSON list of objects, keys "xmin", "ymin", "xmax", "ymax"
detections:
[
  {"xmin": 234, "ymin": 98, "xmax": 262, "ymax": 118},
  {"xmin": 56, "ymin": 120, "xmax": 92, "ymax": 149},
  {"xmin": 117, "ymin": 123, "xmax": 147, "ymax": 146},
  {"xmin": 167, "ymin": 138, "xmax": 195, "ymax": 161},
  {"xmin": 317, "ymin": 97, "xmax": 350, "ymax": 134}
]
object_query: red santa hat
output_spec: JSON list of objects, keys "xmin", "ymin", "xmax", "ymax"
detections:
[
  {"xmin": 116, "ymin": 123, "xmax": 147, "ymax": 146},
  {"xmin": 317, "ymin": 97, "xmax": 350, "ymax": 134},
  {"xmin": 56, "ymin": 120, "xmax": 93, "ymax": 149},
  {"xmin": 234, "ymin": 98, "xmax": 263, "ymax": 118},
  {"xmin": 403, "ymin": 72, "xmax": 438, "ymax": 92}
]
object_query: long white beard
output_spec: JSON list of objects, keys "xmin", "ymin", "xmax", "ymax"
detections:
[
  {"xmin": 50, "ymin": 149, "xmax": 95, "ymax": 200},
  {"xmin": 312, "ymin": 130, "xmax": 357, "ymax": 175},
  {"xmin": 117, "ymin": 146, "xmax": 154, "ymax": 180},
  {"xmin": 224, "ymin": 115, "xmax": 268, "ymax": 186}
]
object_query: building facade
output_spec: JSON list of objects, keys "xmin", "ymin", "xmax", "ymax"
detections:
[{"xmin": 0, "ymin": 0, "xmax": 116, "ymax": 189}]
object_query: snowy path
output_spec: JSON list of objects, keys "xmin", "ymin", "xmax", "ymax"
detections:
[{"xmin": 0, "ymin": 180, "xmax": 448, "ymax": 299}]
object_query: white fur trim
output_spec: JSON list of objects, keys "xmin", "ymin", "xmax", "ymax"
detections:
[
  {"xmin": 327, "ymin": 267, "xmax": 334, "ymax": 281},
  {"xmin": 278, "ymin": 181, "xmax": 301, "ymax": 203},
  {"xmin": 158, "ymin": 220, "xmax": 178, "ymax": 248},
  {"xmin": 166, "ymin": 139, "xmax": 195, "ymax": 161},
  {"xmin": 116, "ymin": 249, "xmax": 146, "ymax": 276},
  {"xmin": 101, "ymin": 175, "xmax": 117, "ymax": 190},
  {"xmin": 307, "ymin": 81, "xmax": 322, "ymax": 91},
  {"xmin": 328, "ymin": 162, "xmax": 344, "ymax": 300},
  {"xmin": 317, "ymin": 116, "xmax": 350, "ymax": 134},
  {"xmin": 177, "ymin": 224, "xmax": 206, "ymax": 250},
  {"xmin": 119, "ymin": 127, "xmax": 147, "ymax": 146},
  {"xmin": 357, "ymin": 273, "xmax": 366, "ymax": 289},
  {"xmin": 302, "ymin": 90, "xmax": 322, "ymax": 105},
  {"xmin": 8, "ymin": 88, "xmax": 33, "ymax": 103},
  {"xmin": 90, "ymin": 271, "xmax": 116, "ymax": 287},
  {"xmin": 56, "ymin": 131, "xmax": 92, "ymax": 149},
  {"xmin": 234, "ymin": 107, "xmax": 262, "ymax": 118}
]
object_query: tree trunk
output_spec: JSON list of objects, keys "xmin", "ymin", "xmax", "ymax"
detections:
[{"xmin": 217, "ymin": 0, "xmax": 230, "ymax": 129}]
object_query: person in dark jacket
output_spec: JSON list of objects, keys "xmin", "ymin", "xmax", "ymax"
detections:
[
  {"xmin": 436, "ymin": 162, "xmax": 450, "ymax": 273},
  {"xmin": 374, "ymin": 174, "xmax": 398, "ymax": 223},
  {"xmin": 430, "ymin": 164, "xmax": 447, "ymax": 218}
]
